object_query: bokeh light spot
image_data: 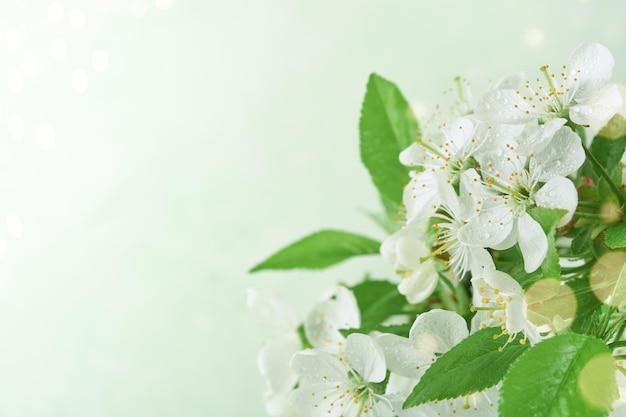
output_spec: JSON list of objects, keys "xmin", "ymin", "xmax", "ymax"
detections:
[
  {"xmin": 38, "ymin": 123, "xmax": 56, "ymax": 151},
  {"xmin": 131, "ymin": 0, "xmax": 148, "ymax": 17},
  {"xmin": 68, "ymin": 8, "xmax": 86, "ymax": 29},
  {"xmin": 8, "ymin": 114, "xmax": 24, "ymax": 140},
  {"xmin": 155, "ymin": 0, "xmax": 173, "ymax": 10},
  {"xmin": 5, "ymin": 29, "xmax": 20, "ymax": 51},
  {"xmin": 590, "ymin": 251, "xmax": 626, "ymax": 307},
  {"xmin": 92, "ymin": 50, "xmax": 109, "ymax": 72},
  {"xmin": 50, "ymin": 38, "xmax": 67, "ymax": 60},
  {"xmin": 71, "ymin": 70, "xmax": 88, "ymax": 93},
  {"xmin": 7, "ymin": 213, "xmax": 23, "ymax": 239},
  {"xmin": 47, "ymin": 2, "xmax": 64, "ymax": 23},
  {"xmin": 524, "ymin": 278, "xmax": 577, "ymax": 333},
  {"xmin": 578, "ymin": 354, "xmax": 618, "ymax": 412},
  {"xmin": 525, "ymin": 28, "xmax": 545, "ymax": 48},
  {"xmin": 7, "ymin": 68, "xmax": 23, "ymax": 92}
]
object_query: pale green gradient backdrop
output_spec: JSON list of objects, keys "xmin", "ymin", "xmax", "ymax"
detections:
[{"xmin": 0, "ymin": 0, "xmax": 623, "ymax": 415}]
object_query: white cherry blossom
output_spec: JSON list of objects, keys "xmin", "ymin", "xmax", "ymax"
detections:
[
  {"xmin": 464, "ymin": 126, "xmax": 583, "ymax": 272},
  {"xmin": 290, "ymin": 333, "xmax": 411, "ymax": 417},
  {"xmin": 470, "ymin": 270, "xmax": 542, "ymax": 345},
  {"xmin": 248, "ymin": 289, "xmax": 301, "ymax": 416},
  {"xmin": 475, "ymin": 43, "xmax": 622, "ymax": 127},
  {"xmin": 304, "ymin": 286, "xmax": 361, "ymax": 354},
  {"xmin": 377, "ymin": 310, "xmax": 499, "ymax": 416}
]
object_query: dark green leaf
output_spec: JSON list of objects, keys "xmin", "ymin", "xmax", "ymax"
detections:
[
  {"xmin": 249, "ymin": 229, "xmax": 381, "ymax": 272},
  {"xmin": 569, "ymin": 275, "xmax": 602, "ymax": 335},
  {"xmin": 350, "ymin": 279, "xmax": 408, "ymax": 328},
  {"xmin": 403, "ymin": 327, "xmax": 529, "ymax": 408},
  {"xmin": 359, "ymin": 73, "xmax": 417, "ymax": 212},
  {"xmin": 571, "ymin": 226, "xmax": 593, "ymax": 255},
  {"xmin": 500, "ymin": 333, "xmax": 617, "ymax": 417}
]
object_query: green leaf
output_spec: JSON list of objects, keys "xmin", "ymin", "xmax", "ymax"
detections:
[
  {"xmin": 569, "ymin": 275, "xmax": 602, "ymax": 335},
  {"xmin": 528, "ymin": 207, "xmax": 567, "ymax": 280},
  {"xmin": 340, "ymin": 323, "xmax": 411, "ymax": 338},
  {"xmin": 249, "ymin": 229, "xmax": 381, "ymax": 272},
  {"xmin": 500, "ymin": 333, "xmax": 617, "ymax": 417},
  {"xmin": 403, "ymin": 327, "xmax": 529, "ymax": 408},
  {"xmin": 359, "ymin": 73, "xmax": 417, "ymax": 212},
  {"xmin": 571, "ymin": 226, "xmax": 593, "ymax": 255},
  {"xmin": 605, "ymin": 221, "xmax": 626, "ymax": 249},
  {"xmin": 350, "ymin": 279, "xmax": 408, "ymax": 328},
  {"xmin": 590, "ymin": 114, "xmax": 626, "ymax": 177}
]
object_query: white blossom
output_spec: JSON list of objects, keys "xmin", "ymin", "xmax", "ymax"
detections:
[
  {"xmin": 304, "ymin": 286, "xmax": 361, "ymax": 354},
  {"xmin": 470, "ymin": 270, "xmax": 542, "ymax": 345},
  {"xmin": 475, "ymin": 42, "xmax": 622, "ymax": 127},
  {"xmin": 290, "ymin": 333, "xmax": 411, "ymax": 417}
]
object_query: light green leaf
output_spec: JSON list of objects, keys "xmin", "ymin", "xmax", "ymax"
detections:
[
  {"xmin": 249, "ymin": 229, "xmax": 381, "ymax": 272},
  {"xmin": 590, "ymin": 114, "xmax": 626, "ymax": 177},
  {"xmin": 403, "ymin": 327, "xmax": 529, "ymax": 408},
  {"xmin": 605, "ymin": 222, "xmax": 626, "ymax": 249},
  {"xmin": 500, "ymin": 333, "xmax": 617, "ymax": 417},
  {"xmin": 359, "ymin": 73, "xmax": 417, "ymax": 212}
]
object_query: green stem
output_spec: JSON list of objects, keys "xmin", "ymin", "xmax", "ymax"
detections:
[
  {"xmin": 577, "ymin": 201, "xmax": 600, "ymax": 209},
  {"xmin": 601, "ymin": 306, "xmax": 617, "ymax": 340},
  {"xmin": 581, "ymin": 142, "xmax": 626, "ymax": 206},
  {"xmin": 574, "ymin": 212, "xmax": 603, "ymax": 220},
  {"xmin": 608, "ymin": 340, "xmax": 626, "ymax": 350}
]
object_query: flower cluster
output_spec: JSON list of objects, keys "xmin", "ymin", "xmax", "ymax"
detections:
[
  {"xmin": 383, "ymin": 42, "xmax": 620, "ymax": 344},
  {"xmin": 251, "ymin": 42, "xmax": 626, "ymax": 417}
]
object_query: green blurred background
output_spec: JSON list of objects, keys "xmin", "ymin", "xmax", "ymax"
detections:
[{"xmin": 0, "ymin": 0, "xmax": 624, "ymax": 415}]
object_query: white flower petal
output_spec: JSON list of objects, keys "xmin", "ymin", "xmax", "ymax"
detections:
[
  {"xmin": 490, "ymin": 224, "xmax": 518, "ymax": 250},
  {"xmin": 480, "ymin": 270, "xmax": 523, "ymax": 296},
  {"xmin": 403, "ymin": 171, "xmax": 441, "ymax": 221},
  {"xmin": 535, "ymin": 177, "xmax": 578, "ymax": 227},
  {"xmin": 304, "ymin": 287, "xmax": 360, "ymax": 353},
  {"xmin": 291, "ymin": 350, "xmax": 347, "ymax": 383},
  {"xmin": 530, "ymin": 126, "xmax": 585, "ymax": 181},
  {"xmin": 569, "ymin": 42, "xmax": 614, "ymax": 101},
  {"xmin": 459, "ymin": 205, "xmax": 514, "ymax": 248},
  {"xmin": 385, "ymin": 373, "xmax": 419, "ymax": 396},
  {"xmin": 409, "ymin": 309, "xmax": 469, "ymax": 355},
  {"xmin": 479, "ymin": 144, "xmax": 526, "ymax": 183},
  {"xmin": 444, "ymin": 117, "xmax": 475, "ymax": 151},
  {"xmin": 493, "ymin": 72, "xmax": 526, "ymax": 90},
  {"xmin": 247, "ymin": 288, "xmax": 299, "ymax": 337},
  {"xmin": 289, "ymin": 382, "xmax": 346, "ymax": 417},
  {"xmin": 517, "ymin": 213, "xmax": 548, "ymax": 273},
  {"xmin": 376, "ymin": 333, "xmax": 431, "ymax": 379},
  {"xmin": 345, "ymin": 333, "xmax": 386, "ymax": 383},
  {"xmin": 258, "ymin": 335, "xmax": 301, "ymax": 393},
  {"xmin": 381, "ymin": 221, "xmax": 429, "ymax": 270},
  {"xmin": 457, "ymin": 208, "xmax": 513, "ymax": 248},
  {"xmin": 399, "ymin": 142, "xmax": 429, "ymax": 167},
  {"xmin": 516, "ymin": 118, "xmax": 566, "ymax": 155},
  {"xmin": 467, "ymin": 246, "xmax": 496, "ymax": 275},
  {"xmin": 475, "ymin": 89, "xmax": 538, "ymax": 124},
  {"xmin": 570, "ymin": 84, "xmax": 623, "ymax": 126},
  {"xmin": 398, "ymin": 262, "xmax": 439, "ymax": 304},
  {"xmin": 263, "ymin": 389, "xmax": 295, "ymax": 417}
]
